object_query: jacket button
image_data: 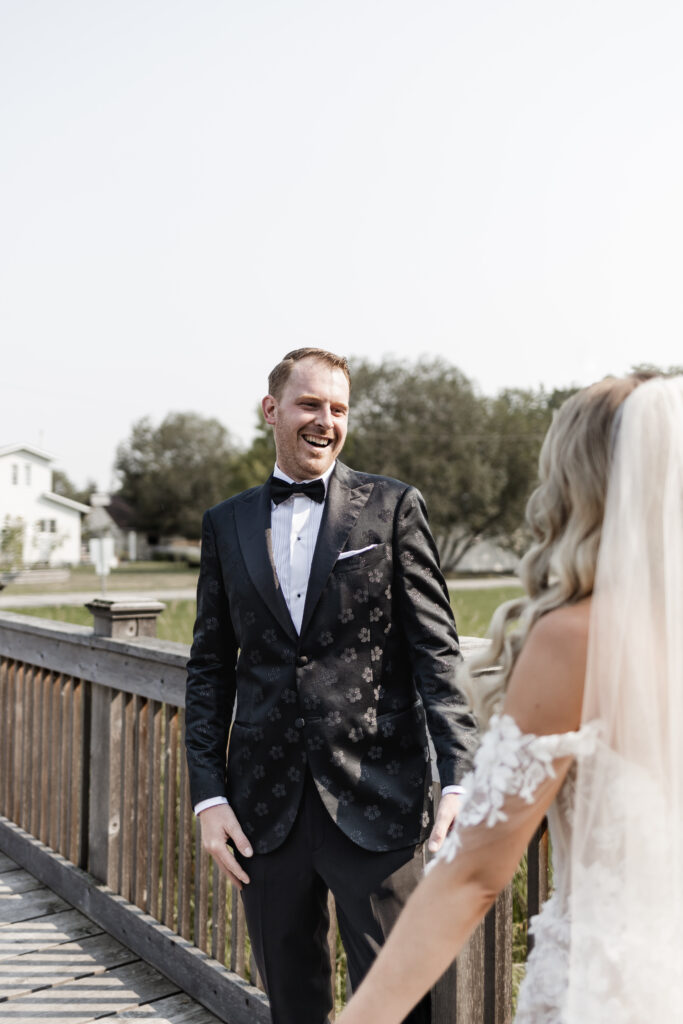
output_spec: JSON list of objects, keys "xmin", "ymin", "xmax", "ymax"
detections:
[
  {"xmin": 296, "ymin": 655, "xmax": 308, "ymax": 667},
  {"xmin": 294, "ymin": 717, "xmax": 305, "ymax": 729}
]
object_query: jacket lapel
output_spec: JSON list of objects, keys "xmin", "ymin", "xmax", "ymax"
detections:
[
  {"xmin": 300, "ymin": 462, "xmax": 374, "ymax": 637},
  {"xmin": 234, "ymin": 479, "xmax": 298, "ymax": 642}
]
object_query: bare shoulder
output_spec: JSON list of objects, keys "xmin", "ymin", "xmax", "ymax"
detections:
[{"xmin": 502, "ymin": 599, "xmax": 591, "ymax": 736}]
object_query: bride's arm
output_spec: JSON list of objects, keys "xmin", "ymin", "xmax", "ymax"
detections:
[{"xmin": 337, "ymin": 603, "xmax": 589, "ymax": 1024}]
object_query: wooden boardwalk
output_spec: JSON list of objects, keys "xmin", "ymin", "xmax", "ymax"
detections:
[{"xmin": 0, "ymin": 852, "xmax": 222, "ymax": 1024}]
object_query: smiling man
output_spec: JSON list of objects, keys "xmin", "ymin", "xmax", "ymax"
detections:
[{"xmin": 185, "ymin": 348, "xmax": 477, "ymax": 1024}]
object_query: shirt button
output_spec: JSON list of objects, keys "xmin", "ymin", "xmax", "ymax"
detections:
[
  {"xmin": 295, "ymin": 717, "xmax": 305, "ymax": 729},
  {"xmin": 296, "ymin": 655, "xmax": 308, "ymax": 667}
]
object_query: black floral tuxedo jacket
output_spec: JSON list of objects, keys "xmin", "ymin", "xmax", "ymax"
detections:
[{"xmin": 185, "ymin": 461, "xmax": 477, "ymax": 855}]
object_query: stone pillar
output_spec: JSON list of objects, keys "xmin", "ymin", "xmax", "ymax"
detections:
[{"xmin": 85, "ymin": 598, "xmax": 166, "ymax": 639}]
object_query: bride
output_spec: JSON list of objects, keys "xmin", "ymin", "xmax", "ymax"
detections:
[{"xmin": 338, "ymin": 373, "xmax": 683, "ymax": 1023}]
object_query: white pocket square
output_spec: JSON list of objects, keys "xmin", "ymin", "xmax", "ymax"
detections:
[{"xmin": 337, "ymin": 544, "xmax": 379, "ymax": 561}]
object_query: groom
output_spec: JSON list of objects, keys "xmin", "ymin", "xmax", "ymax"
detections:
[{"xmin": 185, "ymin": 348, "xmax": 477, "ymax": 1024}]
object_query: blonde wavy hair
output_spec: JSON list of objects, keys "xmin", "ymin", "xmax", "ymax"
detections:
[{"xmin": 462, "ymin": 374, "xmax": 649, "ymax": 726}]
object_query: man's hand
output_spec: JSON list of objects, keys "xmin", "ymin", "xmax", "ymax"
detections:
[
  {"xmin": 427, "ymin": 792, "xmax": 461, "ymax": 854},
  {"xmin": 198, "ymin": 803, "xmax": 253, "ymax": 889}
]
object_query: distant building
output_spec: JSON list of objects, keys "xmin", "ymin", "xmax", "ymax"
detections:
[
  {"xmin": 0, "ymin": 444, "xmax": 90, "ymax": 566},
  {"xmin": 84, "ymin": 494, "xmax": 150, "ymax": 563}
]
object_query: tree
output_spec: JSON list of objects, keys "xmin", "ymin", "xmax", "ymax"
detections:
[
  {"xmin": 52, "ymin": 470, "xmax": 97, "ymax": 505},
  {"xmin": 0, "ymin": 516, "xmax": 25, "ymax": 573},
  {"xmin": 230, "ymin": 405, "xmax": 277, "ymax": 492},
  {"xmin": 115, "ymin": 412, "xmax": 243, "ymax": 539},
  {"xmin": 342, "ymin": 358, "xmax": 557, "ymax": 571}
]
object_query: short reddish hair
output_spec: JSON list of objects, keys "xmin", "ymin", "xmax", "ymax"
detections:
[{"xmin": 267, "ymin": 348, "xmax": 351, "ymax": 399}]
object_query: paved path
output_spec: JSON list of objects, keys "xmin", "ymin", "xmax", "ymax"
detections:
[
  {"xmin": 0, "ymin": 589, "xmax": 198, "ymax": 609},
  {"xmin": 0, "ymin": 577, "xmax": 519, "ymax": 611},
  {"xmin": 0, "ymin": 851, "xmax": 221, "ymax": 1023}
]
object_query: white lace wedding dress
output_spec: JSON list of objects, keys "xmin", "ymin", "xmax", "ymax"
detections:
[{"xmin": 432, "ymin": 713, "xmax": 600, "ymax": 1023}]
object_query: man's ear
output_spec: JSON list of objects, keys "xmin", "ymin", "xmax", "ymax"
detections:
[{"xmin": 262, "ymin": 395, "xmax": 277, "ymax": 424}]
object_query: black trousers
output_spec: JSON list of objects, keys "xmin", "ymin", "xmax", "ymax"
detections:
[{"xmin": 237, "ymin": 771, "xmax": 432, "ymax": 1024}]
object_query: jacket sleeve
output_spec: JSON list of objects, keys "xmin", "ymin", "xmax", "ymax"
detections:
[
  {"xmin": 393, "ymin": 486, "xmax": 478, "ymax": 788},
  {"xmin": 184, "ymin": 508, "xmax": 238, "ymax": 807}
]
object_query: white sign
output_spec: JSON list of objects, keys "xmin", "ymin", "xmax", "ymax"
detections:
[{"xmin": 89, "ymin": 537, "xmax": 115, "ymax": 576}]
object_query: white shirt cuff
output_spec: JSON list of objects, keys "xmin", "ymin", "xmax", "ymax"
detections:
[
  {"xmin": 194, "ymin": 796, "xmax": 229, "ymax": 815},
  {"xmin": 441, "ymin": 785, "xmax": 465, "ymax": 796}
]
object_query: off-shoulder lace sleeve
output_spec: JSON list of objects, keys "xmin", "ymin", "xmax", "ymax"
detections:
[{"xmin": 430, "ymin": 713, "xmax": 600, "ymax": 870}]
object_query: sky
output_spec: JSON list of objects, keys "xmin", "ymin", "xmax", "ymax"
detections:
[{"xmin": 2, "ymin": 0, "xmax": 682, "ymax": 491}]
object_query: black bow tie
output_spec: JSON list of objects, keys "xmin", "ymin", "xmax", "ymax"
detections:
[{"xmin": 270, "ymin": 477, "xmax": 326, "ymax": 506}]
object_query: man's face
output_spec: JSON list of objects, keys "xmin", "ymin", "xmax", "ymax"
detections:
[{"xmin": 262, "ymin": 358, "xmax": 350, "ymax": 481}]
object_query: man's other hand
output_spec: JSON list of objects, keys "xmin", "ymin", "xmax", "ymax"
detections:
[
  {"xmin": 427, "ymin": 792, "xmax": 461, "ymax": 854},
  {"xmin": 198, "ymin": 803, "xmax": 253, "ymax": 889}
]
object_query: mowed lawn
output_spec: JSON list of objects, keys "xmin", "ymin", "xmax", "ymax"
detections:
[{"xmin": 4, "ymin": 584, "xmax": 522, "ymax": 643}]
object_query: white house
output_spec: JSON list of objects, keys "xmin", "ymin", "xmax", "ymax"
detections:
[{"xmin": 0, "ymin": 444, "xmax": 90, "ymax": 567}]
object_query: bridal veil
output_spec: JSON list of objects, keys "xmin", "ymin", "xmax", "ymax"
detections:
[{"xmin": 566, "ymin": 375, "xmax": 683, "ymax": 1020}]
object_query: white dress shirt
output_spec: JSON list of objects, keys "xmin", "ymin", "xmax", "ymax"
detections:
[{"xmin": 195, "ymin": 461, "xmax": 461, "ymax": 814}]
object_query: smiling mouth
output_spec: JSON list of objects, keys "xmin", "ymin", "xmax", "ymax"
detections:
[{"xmin": 303, "ymin": 434, "xmax": 333, "ymax": 449}]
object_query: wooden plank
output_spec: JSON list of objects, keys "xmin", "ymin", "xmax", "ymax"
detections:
[
  {"xmin": 230, "ymin": 884, "xmax": 247, "ymax": 978},
  {"xmin": 484, "ymin": 884, "xmax": 512, "ymax": 1024},
  {"xmin": 148, "ymin": 700, "xmax": 163, "ymax": 920},
  {"xmin": 121, "ymin": 693, "xmax": 137, "ymax": 901},
  {"xmin": 162, "ymin": 708, "xmax": 179, "ymax": 930},
  {"xmin": 29, "ymin": 666, "xmax": 43, "ymax": 839},
  {"xmin": 0, "ymin": 818, "xmax": 271, "ymax": 1024},
  {"xmin": 88, "ymin": 683, "xmax": 111, "ymax": 883},
  {"xmin": 0, "ymin": 930, "xmax": 139, "ymax": 999},
  {"xmin": 0, "ymin": 855, "xmax": 19, "ymax": 875},
  {"xmin": 0, "ymin": 908, "xmax": 102, "ymax": 960},
  {"xmin": 0, "ymin": 959, "xmax": 179, "ymax": 1024},
  {"xmin": 0, "ymin": 885, "xmax": 68, "ymax": 925},
  {"xmin": 136, "ymin": 698, "xmax": 151, "ymax": 910},
  {"xmin": 20, "ymin": 663, "xmax": 33, "ymax": 835},
  {"xmin": 39, "ymin": 668, "xmax": 51, "ymax": 844},
  {"xmin": 177, "ymin": 715, "xmax": 193, "ymax": 941},
  {"xmin": 453, "ymin": 916, "xmax": 485, "ymax": 1024},
  {"xmin": 59, "ymin": 676, "xmax": 73, "ymax": 857},
  {"xmin": 105, "ymin": 991, "xmax": 224, "ymax": 1023},
  {"xmin": 194, "ymin": 828, "xmax": 209, "ymax": 954},
  {"xmin": 526, "ymin": 820, "xmax": 549, "ymax": 954},
  {"xmin": 211, "ymin": 864, "xmax": 227, "ymax": 966},
  {"xmin": 0, "ymin": 658, "xmax": 8, "ymax": 817},
  {"xmin": 48, "ymin": 671, "xmax": 62, "ymax": 852},
  {"xmin": 70, "ymin": 678, "xmax": 85, "ymax": 866},
  {"xmin": 9, "ymin": 663, "xmax": 19, "ymax": 823},
  {"xmin": 0, "ymin": 868, "xmax": 44, "ymax": 896},
  {"xmin": 108, "ymin": 689, "xmax": 124, "ymax": 892},
  {"xmin": 327, "ymin": 892, "xmax": 337, "ymax": 1019}
]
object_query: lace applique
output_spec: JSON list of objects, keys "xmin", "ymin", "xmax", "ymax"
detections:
[{"xmin": 430, "ymin": 714, "xmax": 599, "ymax": 869}]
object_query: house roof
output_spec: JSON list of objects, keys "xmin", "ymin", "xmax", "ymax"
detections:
[
  {"xmin": 42, "ymin": 491, "xmax": 91, "ymax": 514},
  {"xmin": 0, "ymin": 443, "xmax": 56, "ymax": 462},
  {"xmin": 105, "ymin": 495, "xmax": 138, "ymax": 530}
]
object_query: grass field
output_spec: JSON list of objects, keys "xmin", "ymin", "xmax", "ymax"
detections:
[
  {"xmin": 4, "ymin": 584, "xmax": 522, "ymax": 642},
  {"xmin": 2, "ymin": 561, "xmax": 199, "ymax": 595}
]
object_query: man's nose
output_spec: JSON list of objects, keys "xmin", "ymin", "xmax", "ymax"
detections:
[{"xmin": 315, "ymin": 405, "xmax": 334, "ymax": 430}]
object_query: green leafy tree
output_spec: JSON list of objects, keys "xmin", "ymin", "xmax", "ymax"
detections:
[
  {"xmin": 115, "ymin": 412, "xmax": 244, "ymax": 539},
  {"xmin": 343, "ymin": 358, "xmax": 558, "ymax": 571},
  {"xmin": 52, "ymin": 470, "xmax": 97, "ymax": 505},
  {"xmin": 0, "ymin": 516, "xmax": 25, "ymax": 572},
  {"xmin": 230, "ymin": 406, "xmax": 277, "ymax": 492}
]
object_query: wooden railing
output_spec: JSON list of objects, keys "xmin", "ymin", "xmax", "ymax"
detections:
[{"xmin": 0, "ymin": 609, "xmax": 548, "ymax": 1024}]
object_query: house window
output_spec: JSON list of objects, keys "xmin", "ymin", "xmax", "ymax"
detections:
[
  {"xmin": 11, "ymin": 464, "xmax": 18, "ymax": 484},
  {"xmin": 38, "ymin": 519, "xmax": 57, "ymax": 533},
  {"xmin": 25, "ymin": 464, "xmax": 31, "ymax": 485}
]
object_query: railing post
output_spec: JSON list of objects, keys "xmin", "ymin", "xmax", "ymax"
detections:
[{"xmin": 85, "ymin": 599, "xmax": 166, "ymax": 639}]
